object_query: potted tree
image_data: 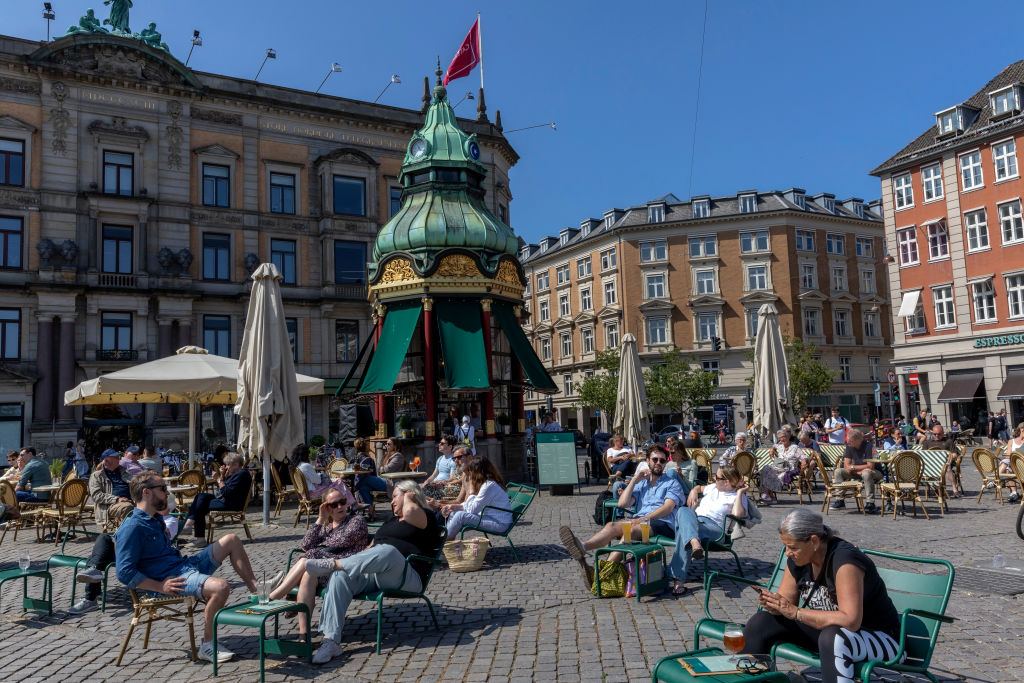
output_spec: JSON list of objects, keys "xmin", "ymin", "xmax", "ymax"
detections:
[{"xmin": 397, "ymin": 415, "xmax": 415, "ymax": 439}]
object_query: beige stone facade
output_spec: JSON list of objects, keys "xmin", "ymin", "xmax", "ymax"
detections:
[
  {"xmin": 0, "ymin": 32, "xmax": 514, "ymax": 455},
  {"xmin": 519, "ymin": 190, "xmax": 893, "ymax": 434}
]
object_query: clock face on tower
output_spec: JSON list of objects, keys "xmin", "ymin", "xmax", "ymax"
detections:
[
  {"xmin": 410, "ymin": 138, "xmax": 427, "ymax": 158},
  {"xmin": 468, "ymin": 141, "xmax": 480, "ymax": 160}
]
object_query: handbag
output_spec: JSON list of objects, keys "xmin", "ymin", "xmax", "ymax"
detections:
[{"xmin": 590, "ymin": 559, "xmax": 628, "ymax": 597}]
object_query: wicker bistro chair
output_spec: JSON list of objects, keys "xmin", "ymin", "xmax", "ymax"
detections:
[
  {"xmin": 290, "ymin": 468, "xmax": 322, "ymax": 528},
  {"xmin": 0, "ymin": 480, "xmax": 43, "ymax": 545},
  {"xmin": 730, "ymin": 451, "xmax": 757, "ymax": 490},
  {"xmin": 206, "ymin": 476, "xmax": 254, "ymax": 543},
  {"xmin": 880, "ymin": 451, "xmax": 930, "ymax": 520},
  {"xmin": 1009, "ymin": 452, "xmax": 1024, "ymax": 502},
  {"xmin": 973, "ymin": 448, "xmax": 1015, "ymax": 504},
  {"xmin": 115, "ymin": 589, "xmax": 198, "ymax": 665},
  {"xmin": 813, "ymin": 451, "xmax": 865, "ymax": 515},
  {"xmin": 327, "ymin": 458, "xmax": 350, "ymax": 477},
  {"xmin": 175, "ymin": 469, "xmax": 205, "ymax": 508},
  {"xmin": 915, "ymin": 449, "xmax": 952, "ymax": 514},
  {"xmin": 269, "ymin": 463, "xmax": 300, "ymax": 518},
  {"xmin": 37, "ymin": 478, "xmax": 91, "ymax": 544}
]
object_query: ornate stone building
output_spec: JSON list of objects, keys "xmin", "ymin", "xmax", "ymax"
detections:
[{"xmin": 0, "ymin": 26, "xmax": 515, "ymax": 455}]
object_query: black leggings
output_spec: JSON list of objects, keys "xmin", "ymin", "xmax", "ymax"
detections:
[
  {"xmin": 743, "ymin": 611, "xmax": 903, "ymax": 683},
  {"xmin": 84, "ymin": 533, "xmax": 116, "ymax": 601}
]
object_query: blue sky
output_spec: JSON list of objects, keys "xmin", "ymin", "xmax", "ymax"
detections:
[{"xmin": 8, "ymin": 1, "xmax": 1024, "ymax": 242}]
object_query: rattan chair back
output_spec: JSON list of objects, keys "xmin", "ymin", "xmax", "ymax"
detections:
[
  {"xmin": 730, "ymin": 451, "xmax": 755, "ymax": 481},
  {"xmin": 972, "ymin": 448, "xmax": 998, "ymax": 477},
  {"xmin": 291, "ymin": 467, "xmax": 311, "ymax": 499},
  {"xmin": 179, "ymin": 469, "xmax": 205, "ymax": 488},
  {"xmin": 1009, "ymin": 452, "xmax": 1024, "ymax": 487},
  {"xmin": 328, "ymin": 458, "xmax": 350, "ymax": 477},
  {"xmin": 57, "ymin": 478, "xmax": 89, "ymax": 512},
  {"xmin": 0, "ymin": 480, "xmax": 16, "ymax": 509},
  {"xmin": 891, "ymin": 451, "xmax": 924, "ymax": 485}
]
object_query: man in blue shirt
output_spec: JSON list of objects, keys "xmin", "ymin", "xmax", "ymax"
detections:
[
  {"xmin": 559, "ymin": 444, "xmax": 684, "ymax": 590},
  {"xmin": 15, "ymin": 447, "xmax": 51, "ymax": 502},
  {"xmin": 115, "ymin": 471, "xmax": 261, "ymax": 664}
]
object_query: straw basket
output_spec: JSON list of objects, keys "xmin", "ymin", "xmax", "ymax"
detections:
[{"xmin": 443, "ymin": 537, "xmax": 490, "ymax": 572}]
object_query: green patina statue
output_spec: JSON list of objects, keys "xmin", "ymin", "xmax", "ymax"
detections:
[
  {"xmin": 103, "ymin": 0, "xmax": 133, "ymax": 34},
  {"xmin": 138, "ymin": 22, "xmax": 168, "ymax": 51},
  {"xmin": 66, "ymin": 9, "xmax": 108, "ymax": 35}
]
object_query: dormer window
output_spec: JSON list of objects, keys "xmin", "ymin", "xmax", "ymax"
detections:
[
  {"xmin": 739, "ymin": 193, "xmax": 757, "ymax": 213},
  {"xmin": 990, "ymin": 84, "xmax": 1022, "ymax": 118},
  {"xmin": 822, "ymin": 197, "xmax": 835, "ymax": 213},
  {"xmin": 559, "ymin": 231, "xmax": 569, "ymax": 246},
  {"xmin": 520, "ymin": 247, "xmax": 530, "ymax": 260},
  {"xmin": 692, "ymin": 199, "xmax": 710, "ymax": 219},
  {"xmin": 580, "ymin": 221, "xmax": 591, "ymax": 237},
  {"xmin": 935, "ymin": 106, "xmax": 967, "ymax": 136},
  {"xmin": 793, "ymin": 192, "xmax": 805, "ymax": 209},
  {"xmin": 540, "ymin": 242, "xmax": 548, "ymax": 253},
  {"xmin": 853, "ymin": 201, "xmax": 864, "ymax": 218},
  {"xmin": 647, "ymin": 204, "xmax": 665, "ymax": 223}
]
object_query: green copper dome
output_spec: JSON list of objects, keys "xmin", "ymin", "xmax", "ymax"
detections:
[{"xmin": 370, "ymin": 68, "xmax": 518, "ymax": 279}]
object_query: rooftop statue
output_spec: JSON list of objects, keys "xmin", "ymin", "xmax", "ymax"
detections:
[
  {"xmin": 65, "ymin": 9, "xmax": 108, "ymax": 35},
  {"xmin": 138, "ymin": 22, "xmax": 168, "ymax": 51},
  {"xmin": 103, "ymin": 0, "xmax": 132, "ymax": 34}
]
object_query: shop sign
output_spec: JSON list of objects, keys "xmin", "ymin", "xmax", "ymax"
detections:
[{"xmin": 974, "ymin": 333, "xmax": 1024, "ymax": 349}]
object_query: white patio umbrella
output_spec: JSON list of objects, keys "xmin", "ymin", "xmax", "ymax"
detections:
[
  {"xmin": 613, "ymin": 333, "xmax": 649, "ymax": 451},
  {"xmin": 64, "ymin": 346, "xmax": 323, "ymax": 468},
  {"xmin": 235, "ymin": 263, "xmax": 304, "ymax": 525},
  {"xmin": 751, "ymin": 303, "xmax": 798, "ymax": 438}
]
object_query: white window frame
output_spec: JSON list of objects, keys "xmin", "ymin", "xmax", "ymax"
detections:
[
  {"xmin": 745, "ymin": 308, "xmax": 759, "ymax": 338},
  {"xmin": 959, "ymin": 150, "xmax": 983, "ymax": 191},
  {"xmin": 560, "ymin": 331, "xmax": 573, "ymax": 358},
  {"xmin": 932, "ymin": 285, "xmax": 956, "ymax": 328},
  {"xmin": 1007, "ymin": 274, "xmax": 1024, "ymax": 319},
  {"xmin": 555, "ymin": 263, "xmax": 570, "ymax": 285},
  {"xmin": 739, "ymin": 194, "xmax": 757, "ymax": 213},
  {"xmin": 600, "ymin": 248, "xmax": 617, "ymax": 271},
  {"xmin": 893, "ymin": 173, "xmax": 914, "ymax": 209},
  {"xmin": 688, "ymin": 235, "xmax": 716, "ymax": 257},
  {"xmin": 640, "ymin": 240, "xmax": 667, "ymax": 262},
  {"xmin": 602, "ymin": 278, "xmax": 617, "ymax": 306},
  {"xmin": 605, "ymin": 322, "xmax": 619, "ymax": 348},
  {"xmin": 999, "ymin": 198, "xmax": 1024, "ymax": 244},
  {"xmin": 695, "ymin": 269, "xmax": 715, "ymax": 294},
  {"xmin": 562, "ymin": 373, "xmax": 574, "ymax": 396},
  {"xmin": 558, "ymin": 292, "xmax": 570, "ymax": 317},
  {"xmin": 540, "ymin": 336, "xmax": 551, "ymax": 361},
  {"xmin": 921, "ymin": 164, "xmax": 944, "ymax": 202},
  {"xmin": 863, "ymin": 312, "xmax": 879, "ymax": 338},
  {"xmin": 692, "ymin": 199, "xmax": 710, "ymax": 219},
  {"xmin": 859, "ymin": 268, "xmax": 874, "ymax": 294},
  {"xmin": 868, "ymin": 356, "xmax": 880, "ymax": 381},
  {"xmin": 927, "ymin": 220, "xmax": 949, "ymax": 260},
  {"xmin": 579, "ymin": 287, "xmax": 593, "ymax": 311},
  {"xmin": 855, "ymin": 236, "xmax": 873, "ymax": 258},
  {"xmin": 645, "ymin": 317, "xmax": 668, "ymax": 345},
  {"xmin": 740, "ymin": 230, "xmax": 769, "ymax": 253},
  {"xmin": 993, "ymin": 139, "xmax": 1019, "ymax": 182},
  {"xmin": 831, "ymin": 265, "xmax": 848, "ymax": 292},
  {"xmin": 581, "ymin": 326, "xmax": 595, "ymax": 354},
  {"xmin": 536, "ymin": 271, "xmax": 549, "ymax": 290},
  {"xmin": 964, "ymin": 208, "xmax": 990, "ymax": 251},
  {"xmin": 826, "ymin": 233, "xmax": 845, "ymax": 255},
  {"xmin": 803, "ymin": 308, "xmax": 821, "ymax": 336},
  {"xmin": 645, "ymin": 273, "xmax": 666, "ymax": 299},
  {"xmin": 972, "ymin": 280, "xmax": 997, "ymax": 323},
  {"xmin": 833, "ymin": 309, "xmax": 850, "ymax": 338},
  {"xmin": 746, "ymin": 264, "xmax": 768, "ymax": 291},
  {"xmin": 576, "ymin": 256, "xmax": 591, "ymax": 278},
  {"xmin": 906, "ymin": 303, "xmax": 927, "ymax": 334},
  {"xmin": 696, "ymin": 313, "xmax": 717, "ymax": 341},
  {"xmin": 800, "ymin": 263, "xmax": 817, "ymax": 290},
  {"xmin": 897, "ymin": 227, "xmax": 919, "ymax": 266},
  {"xmin": 795, "ymin": 229, "xmax": 815, "ymax": 251},
  {"xmin": 647, "ymin": 205, "xmax": 665, "ymax": 223},
  {"xmin": 538, "ymin": 298, "xmax": 550, "ymax": 322},
  {"xmin": 991, "ymin": 85, "xmax": 1020, "ymax": 116},
  {"xmin": 838, "ymin": 356, "xmax": 852, "ymax": 382}
]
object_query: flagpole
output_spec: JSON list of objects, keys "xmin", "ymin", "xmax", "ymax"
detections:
[{"xmin": 477, "ymin": 11, "xmax": 484, "ymax": 90}]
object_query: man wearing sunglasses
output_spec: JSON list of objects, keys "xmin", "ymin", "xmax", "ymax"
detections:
[
  {"xmin": 115, "ymin": 471, "xmax": 261, "ymax": 664},
  {"xmin": 560, "ymin": 444, "xmax": 685, "ymax": 590}
]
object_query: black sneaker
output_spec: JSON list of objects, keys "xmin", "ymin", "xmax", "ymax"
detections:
[
  {"xmin": 830, "ymin": 500, "xmax": 845, "ymax": 509},
  {"xmin": 559, "ymin": 526, "xmax": 593, "ymax": 591},
  {"xmin": 864, "ymin": 502, "xmax": 877, "ymax": 513}
]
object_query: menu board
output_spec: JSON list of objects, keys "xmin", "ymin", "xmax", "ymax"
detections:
[{"xmin": 536, "ymin": 432, "xmax": 578, "ymax": 486}]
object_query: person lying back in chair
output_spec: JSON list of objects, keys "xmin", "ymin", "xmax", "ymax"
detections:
[{"xmin": 180, "ymin": 452, "xmax": 251, "ymax": 548}]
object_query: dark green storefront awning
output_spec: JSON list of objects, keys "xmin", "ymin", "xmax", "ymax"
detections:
[
  {"xmin": 358, "ymin": 300, "xmax": 422, "ymax": 393},
  {"xmin": 435, "ymin": 299, "xmax": 489, "ymax": 389},
  {"xmin": 492, "ymin": 301, "xmax": 558, "ymax": 394}
]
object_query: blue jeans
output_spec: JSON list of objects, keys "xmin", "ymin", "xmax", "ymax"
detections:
[
  {"xmin": 445, "ymin": 510, "xmax": 510, "ymax": 538},
  {"xmin": 356, "ymin": 475, "xmax": 387, "ymax": 505},
  {"xmin": 187, "ymin": 493, "xmax": 230, "ymax": 538},
  {"xmin": 318, "ymin": 544, "xmax": 422, "ymax": 643},
  {"xmin": 16, "ymin": 491, "xmax": 46, "ymax": 503},
  {"xmin": 667, "ymin": 507, "xmax": 723, "ymax": 581}
]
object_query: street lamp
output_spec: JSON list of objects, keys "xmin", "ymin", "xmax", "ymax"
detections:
[
  {"xmin": 373, "ymin": 74, "xmax": 401, "ymax": 103},
  {"xmin": 42, "ymin": 3, "xmax": 55, "ymax": 42},
  {"xmin": 254, "ymin": 48, "xmax": 276, "ymax": 82},
  {"xmin": 453, "ymin": 92, "xmax": 474, "ymax": 107},
  {"xmin": 316, "ymin": 62, "xmax": 343, "ymax": 94},
  {"xmin": 504, "ymin": 122, "xmax": 557, "ymax": 133},
  {"xmin": 185, "ymin": 30, "xmax": 202, "ymax": 67}
]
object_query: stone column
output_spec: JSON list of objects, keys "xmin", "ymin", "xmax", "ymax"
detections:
[
  {"xmin": 34, "ymin": 315, "xmax": 55, "ymax": 423},
  {"xmin": 421, "ymin": 298, "xmax": 436, "ymax": 442},
  {"xmin": 56, "ymin": 315, "xmax": 76, "ymax": 422},
  {"xmin": 480, "ymin": 299, "xmax": 495, "ymax": 439},
  {"xmin": 178, "ymin": 322, "xmax": 192, "ymax": 350},
  {"xmin": 156, "ymin": 319, "xmax": 174, "ymax": 420}
]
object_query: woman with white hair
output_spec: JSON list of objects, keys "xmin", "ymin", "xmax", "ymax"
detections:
[
  {"xmin": 455, "ymin": 415, "xmax": 476, "ymax": 455},
  {"xmin": 758, "ymin": 428, "xmax": 804, "ymax": 502},
  {"xmin": 720, "ymin": 432, "xmax": 748, "ymax": 466}
]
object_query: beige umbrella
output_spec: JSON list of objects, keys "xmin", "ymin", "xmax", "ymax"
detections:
[
  {"xmin": 613, "ymin": 333, "xmax": 649, "ymax": 450},
  {"xmin": 752, "ymin": 303, "xmax": 798, "ymax": 438},
  {"xmin": 64, "ymin": 346, "xmax": 323, "ymax": 467},
  {"xmin": 235, "ymin": 263, "xmax": 304, "ymax": 525}
]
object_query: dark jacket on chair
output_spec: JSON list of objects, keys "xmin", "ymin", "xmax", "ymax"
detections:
[{"xmin": 215, "ymin": 469, "xmax": 252, "ymax": 510}]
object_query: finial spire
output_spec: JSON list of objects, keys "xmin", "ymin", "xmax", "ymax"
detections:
[
  {"xmin": 435, "ymin": 57, "xmax": 442, "ymax": 85},
  {"xmin": 475, "ymin": 87, "xmax": 488, "ymax": 123},
  {"xmin": 420, "ymin": 76, "xmax": 430, "ymax": 114}
]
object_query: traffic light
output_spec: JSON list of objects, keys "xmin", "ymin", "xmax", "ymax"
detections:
[
  {"xmin": 892, "ymin": 388, "xmax": 900, "ymax": 403},
  {"xmin": 711, "ymin": 336, "xmax": 721, "ymax": 351}
]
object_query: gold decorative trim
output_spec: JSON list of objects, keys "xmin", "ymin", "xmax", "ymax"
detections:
[
  {"xmin": 375, "ymin": 423, "xmax": 388, "ymax": 437},
  {"xmin": 421, "ymin": 297, "xmax": 433, "ymax": 311},
  {"xmin": 435, "ymin": 254, "xmax": 481, "ymax": 277},
  {"xmin": 485, "ymin": 419, "xmax": 495, "ymax": 434},
  {"xmin": 517, "ymin": 418, "xmax": 526, "ymax": 433},
  {"xmin": 496, "ymin": 260, "xmax": 521, "ymax": 285},
  {"xmin": 380, "ymin": 258, "xmax": 416, "ymax": 283},
  {"xmin": 480, "ymin": 298, "xmax": 492, "ymax": 312},
  {"xmin": 425, "ymin": 421, "xmax": 436, "ymax": 437}
]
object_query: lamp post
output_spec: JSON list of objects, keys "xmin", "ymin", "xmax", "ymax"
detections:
[
  {"xmin": 42, "ymin": 3, "xmax": 55, "ymax": 42},
  {"xmin": 453, "ymin": 92, "xmax": 474, "ymax": 107},
  {"xmin": 504, "ymin": 122, "xmax": 557, "ymax": 133},
  {"xmin": 185, "ymin": 30, "xmax": 202, "ymax": 67},
  {"xmin": 254, "ymin": 48, "xmax": 276, "ymax": 82},
  {"xmin": 315, "ymin": 62, "xmax": 343, "ymax": 94},
  {"xmin": 373, "ymin": 74, "xmax": 401, "ymax": 103}
]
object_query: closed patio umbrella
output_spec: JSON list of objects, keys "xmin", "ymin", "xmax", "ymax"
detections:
[
  {"xmin": 613, "ymin": 333, "xmax": 649, "ymax": 451},
  {"xmin": 752, "ymin": 303, "xmax": 797, "ymax": 438},
  {"xmin": 236, "ymin": 263, "xmax": 304, "ymax": 525}
]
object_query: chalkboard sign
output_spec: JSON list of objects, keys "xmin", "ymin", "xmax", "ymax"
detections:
[{"xmin": 536, "ymin": 432, "xmax": 578, "ymax": 486}]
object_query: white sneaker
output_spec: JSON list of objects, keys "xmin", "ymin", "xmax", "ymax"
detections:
[
  {"xmin": 68, "ymin": 598, "xmax": 98, "ymax": 615},
  {"xmin": 312, "ymin": 637, "xmax": 343, "ymax": 664},
  {"xmin": 76, "ymin": 567, "xmax": 103, "ymax": 583},
  {"xmin": 198, "ymin": 639, "xmax": 234, "ymax": 664}
]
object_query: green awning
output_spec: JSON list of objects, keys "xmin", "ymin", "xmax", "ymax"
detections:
[
  {"xmin": 492, "ymin": 301, "xmax": 558, "ymax": 393},
  {"xmin": 435, "ymin": 299, "xmax": 490, "ymax": 389},
  {"xmin": 358, "ymin": 301, "xmax": 422, "ymax": 393}
]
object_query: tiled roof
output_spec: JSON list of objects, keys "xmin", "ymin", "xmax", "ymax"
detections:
[
  {"xmin": 872, "ymin": 59, "xmax": 1024, "ymax": 175},
  {"xmin": 521, "ymin": 189, "xmax": 881, "ymax": 264}
]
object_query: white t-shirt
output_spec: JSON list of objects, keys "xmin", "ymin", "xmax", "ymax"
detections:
[
  {"xmin": 695, "ymin": 484, "xmax": 748, "ymax": 529},
  {"xmin": 297, "ymin": 461, "xmax": 321, "ymax": 487},
  {"xmin": 605, "ymin": 446, "xmax": 634, "ymax": 461},
  {"xmin": 825, "ymin": 416, "xmax": 849, "ymax": 444}
]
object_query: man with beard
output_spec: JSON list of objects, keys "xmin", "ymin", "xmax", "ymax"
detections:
[
  {"xmin": 559, "ymin": 444, "xmax": 685, "ymax": 590},
  {"xmin": 115, "ymin": 471, "xmax": 260, "ymax": 664}
]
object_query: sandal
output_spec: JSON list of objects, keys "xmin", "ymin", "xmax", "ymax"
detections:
[
  {"xmin": 670, "ymin": 580, "xmax": 691, "ymax": 597},
  {"xmin": 691, "ymin": 546, "xmax": 705, "ymax": 562}
]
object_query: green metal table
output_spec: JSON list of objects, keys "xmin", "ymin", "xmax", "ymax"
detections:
[
  {"xmin": 594, "ymin": 542, "xmax": 666, "ymax": 600},
  {"xmin": 0, "ymin": 566, "xmax": 52, "ymax": 615},
  {"xmin": 652, "ymin": 647, "xmax": 787, "ymax": 683},
  {"xmin": 212, "ymin": 599, "xmax": 312, "ymax": 682}
]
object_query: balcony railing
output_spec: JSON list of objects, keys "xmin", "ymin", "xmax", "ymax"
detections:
[
  {"xmin": 98, "ymin": 273, "xmax": 137, "ymax": 288},
  {"xmin": 95, "ymin": 349, "xmax": 139, "ymax": 361},
  {"xmin": 323, "ymin": 283, "xmax": 368, "ymax": 299}
]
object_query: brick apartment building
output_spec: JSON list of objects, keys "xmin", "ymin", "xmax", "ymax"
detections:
[
  {"xmin": 873, "ymin": 59, "xmax": 1024, "ymax": 429},
  {"xmin": 519, "ymin": 189, "xmax": 893, "ymax": 434}
]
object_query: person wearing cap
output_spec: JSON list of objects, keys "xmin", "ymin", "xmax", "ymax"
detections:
[{"xmin": 119, "ymin": 445, "xmax": 144, "ymax": 477}]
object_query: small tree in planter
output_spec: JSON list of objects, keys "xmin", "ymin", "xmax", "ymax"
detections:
[
  {"xmin": 397, "ymin": 415, "xmax": 415, "ymax": 439},
  {"xmin": 310, "ymin": 435, "xmax": 326, "ymax": 448}
]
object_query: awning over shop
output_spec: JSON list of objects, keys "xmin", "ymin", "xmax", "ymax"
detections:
[
  {"xmin": 936, "ymin": 373, "xmax": 984, "ymax": 403},
  {"xmin": 492, "ymin": 301, "xmax": 558, "ymax": 394},
  {"xmin": 335, "ymin": 332, "xmax": 375, "ymax": 397},
  {"xmin": 897, "ymin": 290, "xmax": 921, "ymax": 317},
  {"xmin": 997, "ymin": 371, "xmax": 1024, "ymax": 400},
  {"xmin": 358, "ymin": 301, "xmax": 422, "ymax": 393},
  {"xmin": 435, "ymin": 299, "xmax": 489, "ymax": 389}
]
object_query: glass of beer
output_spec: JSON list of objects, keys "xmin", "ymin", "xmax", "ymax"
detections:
[
  {"xmin": 723, "ymin": 623, "xmax": 745, "ymax": 660},
  {"xmin": 620, "ymin": 520, "xmax": 632, "ymax": 544},
  {"xmin": 639, "ymin": 520, "xmax": 651, "ymax": 543}
]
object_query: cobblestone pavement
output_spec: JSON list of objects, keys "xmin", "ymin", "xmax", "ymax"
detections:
[{"xmin": 0, "ymin": 466, "xmax": 1021, "ymax": 682}]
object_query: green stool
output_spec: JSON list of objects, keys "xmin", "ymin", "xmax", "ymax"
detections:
[
  {"xmin": 652, "ymin": 647, "xmax": 788, "ymax": 682},
  {"xmin": 212, "ymin": 600, "xmax": 312, "ymax": 682},
  {"xmin": 0, "ymin": 566, "xmax": 53, "ymax": 615},
  {"xmin": 593, "ymin": 542, "xmax": 666, "ymax": 600}
]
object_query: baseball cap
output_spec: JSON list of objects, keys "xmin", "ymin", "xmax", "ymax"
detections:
[
  {"xmin": 125, "ymin": 445, "xmax": 139, "ymax": 454},
  {"xmin": 101, "ymin": 448, "xmax": 120, "ymax": 459}
]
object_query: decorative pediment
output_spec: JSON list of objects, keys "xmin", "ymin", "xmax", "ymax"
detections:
[
  {"xmin": 860, "ymin": 294, "xmax": 886, "ymax": 305},
  {"xmin": 533, "ymin": 321, "xmax": 554, "ymax": 335},
  {"xmin": 193, "ymin": 143, "xmax": 239, "ymax": 159},
  {"xmin": 738, "ymin": 291, "xmax": 779, "ymax": 305},
  {"xmin": 830, "ymin": 292, "xmax": 858, "ymax": 304},
  {"xmin": 0, "ymin": 115, "xmax": 36, "ymax": 133},
  {"xmin": 797, "ymin": 289, "xmax": 828, "ymax": 302},
  {"xmin": 316, "ymin": 147, "xmax": 380, "ymax": 167},
  {"xmin": 29, "ymin": 35, "xmax": 203, "ymax": 90},
  {"xmin": 638, "ymin": 299, "xmax": 675, "ymax": 313},
  {"xmin": 0, "ymin": 365, "xmax": 37, "ymax": 383},
  {"xmin": 689, "ymin": 293, "xmax": 725, "ymax": 307},
  {"xmin": 87, "ymin": 116, "xmax": 150, "ymax": 143},
  {"xmin": 597, "ymin": 306, "xmax": 622, "ymax": 319},
  {"xmin": 573, "ymin": 310, "xmax": 597, "ymax": 324},
  {"xmin": 554, "ymin": 316, "xmax": 574, "ymax": 329}
]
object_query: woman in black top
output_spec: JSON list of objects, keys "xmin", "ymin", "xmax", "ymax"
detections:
[{"xmin": 742, "ymin": 508, "xmax": 904, "ymax": 683}]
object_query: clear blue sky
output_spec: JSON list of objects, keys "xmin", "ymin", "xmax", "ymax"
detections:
[{"xmin": 8, "ymin": 1, "xmax": 1024, "ymax": 242}]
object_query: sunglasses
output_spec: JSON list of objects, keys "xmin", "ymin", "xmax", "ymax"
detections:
[
  {"xmin": 453, "ymin": 455, "xmax": 467, "ymax": 460},
  {"xmin": 144, "ymin": 484, "xmax": 168, "ymax": 493},
  {"xmin": 649, "ymin": 457, "xmax": 668, "ymax": 463},
  {"xmin": 714, "ymin": 475, "xmax": 728, "ymax": 482},
  {"xmin": 327, "ymin": 500, "xmax": 348, "ymax": 509}
]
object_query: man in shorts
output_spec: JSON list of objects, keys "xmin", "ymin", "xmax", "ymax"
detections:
[{"xmin": 115, "ymin": 471, "xmax": 260, "ymax": 663}]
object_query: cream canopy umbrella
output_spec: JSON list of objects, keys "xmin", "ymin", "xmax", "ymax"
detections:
[
  {"xmin": 235, "ymin": 263, "xmax": 304, "ymax": 525},
  {"xmin": 613, "ymin": 333, "xmax": 649, "ymax": 451},
  {"xmin": 64, "ymin": 345, "xmax": 324, "ymax": 467},
  {"xmin": 751, "ymin": 303, "xmax": 798, "ymax": 438}
]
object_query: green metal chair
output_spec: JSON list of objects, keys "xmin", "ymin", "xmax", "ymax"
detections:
[
  {"xmin": 457, "ymin": 482, "xmax": 537, "ymax": 563},
  {"xmin": 47, "ymin": 529, "xmax": 116, "ymax": 611},
  {"xmin": 649, "ymin": 512, "xmax": 746, "ymax": 587}
]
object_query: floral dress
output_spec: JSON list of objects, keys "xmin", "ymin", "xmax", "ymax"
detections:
[
  {"xmin": 300, "ymin": 515, "xmax": 369, "ymax": 589},
  {"xmin": 758, "ymin": 443, "xmax": 805, "ymax": 492}
]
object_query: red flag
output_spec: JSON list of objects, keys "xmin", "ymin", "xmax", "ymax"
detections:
[{"xmin": 443, "ymin": 18, "xmax": 481, "ymax": 86}]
